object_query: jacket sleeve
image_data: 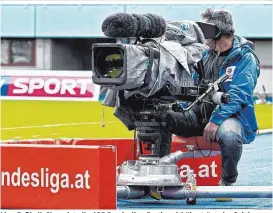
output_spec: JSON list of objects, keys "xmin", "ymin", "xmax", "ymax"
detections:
[{"xmin": 209, "ymin": 52, "xmax": 259, "ymax": 126}]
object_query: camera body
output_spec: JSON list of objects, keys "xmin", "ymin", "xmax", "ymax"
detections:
[
  {"xmin": 91, "ymin": 38, "xmax": 219, "ymax": 158},
  {"xmin": 91, "ymin": 15, "xmax": 233, "ymax": 196},
  {"xmin": 91, "ymin": 18, "xmax": 231, "ymax": 159},
  {"xmin": 92, "ymin": 41, "xmax": 206, "ymax": 100}
]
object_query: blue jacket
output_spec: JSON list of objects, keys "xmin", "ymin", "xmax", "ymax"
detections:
[{"xmin": 195, "ymin": 36, "xmax": 260, "ymax": 143}]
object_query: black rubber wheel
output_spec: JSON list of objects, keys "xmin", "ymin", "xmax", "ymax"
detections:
[{"xmin": 186, "ymin": 198, "xmax": 197, "ymax": 205}]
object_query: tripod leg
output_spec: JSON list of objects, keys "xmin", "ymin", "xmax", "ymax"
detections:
[{"xmin": 158, "ymin": 128, "xmax": 172, "ymax": 158}]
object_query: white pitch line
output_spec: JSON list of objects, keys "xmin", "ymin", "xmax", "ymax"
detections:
[
  {"xmin": 240, "ymin": 165, "xmax": 272, "ymax": 173},
  {"xmin": 258, "ymin": 129, "xmax": 273, "ymax": 135},
  {"xmin": 244, "ymin": 146, "xmax": 272, "ymax": 152},
  {"xmin": 0, "ymin": 121, "xmax": 118, "ymax": 130}
]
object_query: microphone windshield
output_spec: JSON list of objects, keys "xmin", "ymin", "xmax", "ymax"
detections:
[
  {"xmin": 102, "ymin": 13, "xmax": 138, "ymax": 37},
  {"xmin": 102, "ymin": 13, "xmax": 167, "ymax": 38}
]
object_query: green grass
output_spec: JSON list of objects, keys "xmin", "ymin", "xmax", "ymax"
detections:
[
  {"xmin": 0, "ymin": 100, "xmax": 134, "ymax": 140},
  {"xmin": 0, "ymin": 100, "xmax": 272, "ymax": 141}
]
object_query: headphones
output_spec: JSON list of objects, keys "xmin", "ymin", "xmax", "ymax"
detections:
[{"xmin": 214, "ymin": 29, "xmax": 223, "ymax": 40}]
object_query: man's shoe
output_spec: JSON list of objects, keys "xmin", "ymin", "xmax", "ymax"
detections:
[
  {"xmin": 215, "ymin": 179, "xmax": 233, "ymax": 202},
  {"xmin": 150, "ymin": 191, "xmax": 162, "ymax": 200}
]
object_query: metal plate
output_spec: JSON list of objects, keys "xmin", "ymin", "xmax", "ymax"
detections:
[{"xmin": 117, "ymin": 160, "xmax": 183, "ymax": 186}]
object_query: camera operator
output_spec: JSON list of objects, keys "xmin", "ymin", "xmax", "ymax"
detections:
[{"xmin": 165, "ymin": 8, "xmax": 260, "ymax": 188}]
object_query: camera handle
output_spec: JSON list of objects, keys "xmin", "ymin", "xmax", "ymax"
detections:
[
  {"xmin": 159, "ymin": 73, "xmax": 230, "ymax": 113},
  {"xmin": 179, "ymin": 73, "xmax": 229, "ymax": 112}
]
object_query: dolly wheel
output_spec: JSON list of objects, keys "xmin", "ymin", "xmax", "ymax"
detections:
[{"xmin": 186, "ymin": 198, "xmax": 196, "ymax": 205}]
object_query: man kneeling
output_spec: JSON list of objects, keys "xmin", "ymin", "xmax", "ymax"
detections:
[{"xmin": 165, "ymin": 8, "xmax": 260, "ymax": 190}]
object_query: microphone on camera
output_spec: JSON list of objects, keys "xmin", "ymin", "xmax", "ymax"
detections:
[
  {"xmin": 102, "ymin": 13, "xmax": 167, "ymax": 38},
  {"xmin": 102, "ymin": 13, "xmax": 138, "ymax": 37}
]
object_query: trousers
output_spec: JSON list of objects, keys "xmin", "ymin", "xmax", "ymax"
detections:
[{"xmin": 165, "ymin": 110, "xmax": 246, "ymax": 184}]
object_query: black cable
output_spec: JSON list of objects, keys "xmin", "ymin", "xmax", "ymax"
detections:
[
  {"xmin": 203, "ymin": 100, "xmax": 214, "ymax": 106},
  {"xmin": 116, "ymin": 128, "xmax": 137, "ymax": 172},
  {"xmin": 191, "ymin": 85, "xmax": 213, "ymax": 157},
  {"xmin": 133, "ymin": 127, "xmax": 137, "ymax": 160},
  {"xmin": 116, "ymin": 129, "xmax": 138, "ymax": 201},
  {"xmin": 185, "ymin": 106, "xmax": 213, "ymax": 157},
  {"xmin": 166, "ymin": 82, "xmax": 213, "ymax": 157},
  {"xmin": 178, "ymin": 85, "xmax": 212, "ymax": 157},
  {"xmin": 193, "ymin": 135, "xmax": 212, "ymax": 157},
  {"xmin": 183, "ymin": 109, "xmax": 212, "ymax": 157}
]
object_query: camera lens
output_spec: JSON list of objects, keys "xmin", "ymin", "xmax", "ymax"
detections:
[
  {"xmin": 105, "ymin": 53, "xmax": 123, "ymax": 78},
  {"xmin": 95, "ymin": 47, "xmax": 124, "ymax": 78}
]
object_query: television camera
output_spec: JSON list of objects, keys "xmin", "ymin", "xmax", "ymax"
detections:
[{"xmin": 91, "ymin": 13, "xmax": 230, "ymax": 202}]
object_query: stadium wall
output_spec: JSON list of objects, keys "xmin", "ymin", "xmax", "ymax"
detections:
[
  {"xmin": 51, "ymin": 39, "xmax": 83, "ymax": 71},
  {"xmin": 254, "ymin": 40, "xmax": 272, "ymax": 68},
  {"xmin": 1, "ymin": 4, "xmax": 272, "ymax": 38},
  {"xmin": 1, "ymin": 4, "xmax": 272, "ymax": 71},
  {"xmin": 1, "ymin": 4, "xmax": 272, "ymax": 100}
]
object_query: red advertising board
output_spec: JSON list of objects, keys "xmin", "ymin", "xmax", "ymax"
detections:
[
  {"xmin": 172, "ymin": 136, "xmax": 221, "ymax": 185},
  {"xmin": 0, "ymin": 144, "xmax": 116, "ymax": 209},
  {"xmin": 0, "ymin": 70, "xmax": 100, "ymax": 101},
  {"xmin": 59, "ymin": 137, "xmax": 222, "ymax": 186},
  {"xmin": 8, "ymin": 76, "xmax": 96, "ymax": 97},
  {"xmin": 1, "ymin": 136, "xmax": 221, "ymax": 209},
  {"xmin": 177, "ymin": 155, "xmax": 221, "ymax": 186}
]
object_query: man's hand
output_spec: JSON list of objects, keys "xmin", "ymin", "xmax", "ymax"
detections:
[{"xmin": 203, "ymin": 122, "xmax": 219, "ymax": 143}]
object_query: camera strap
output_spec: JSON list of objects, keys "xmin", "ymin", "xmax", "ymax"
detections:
[{"xmin": 142, "ymin": 46, "xmax": 155, "ymax": 88}]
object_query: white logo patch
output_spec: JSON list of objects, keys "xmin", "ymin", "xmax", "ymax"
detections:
[
  {"xmin": 181, "ymin": 23, "xmax": 190, "ymax": 31},
  {"xmin": 225, "ymin": 66, "xmax": 236, "ymax": 82}
]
